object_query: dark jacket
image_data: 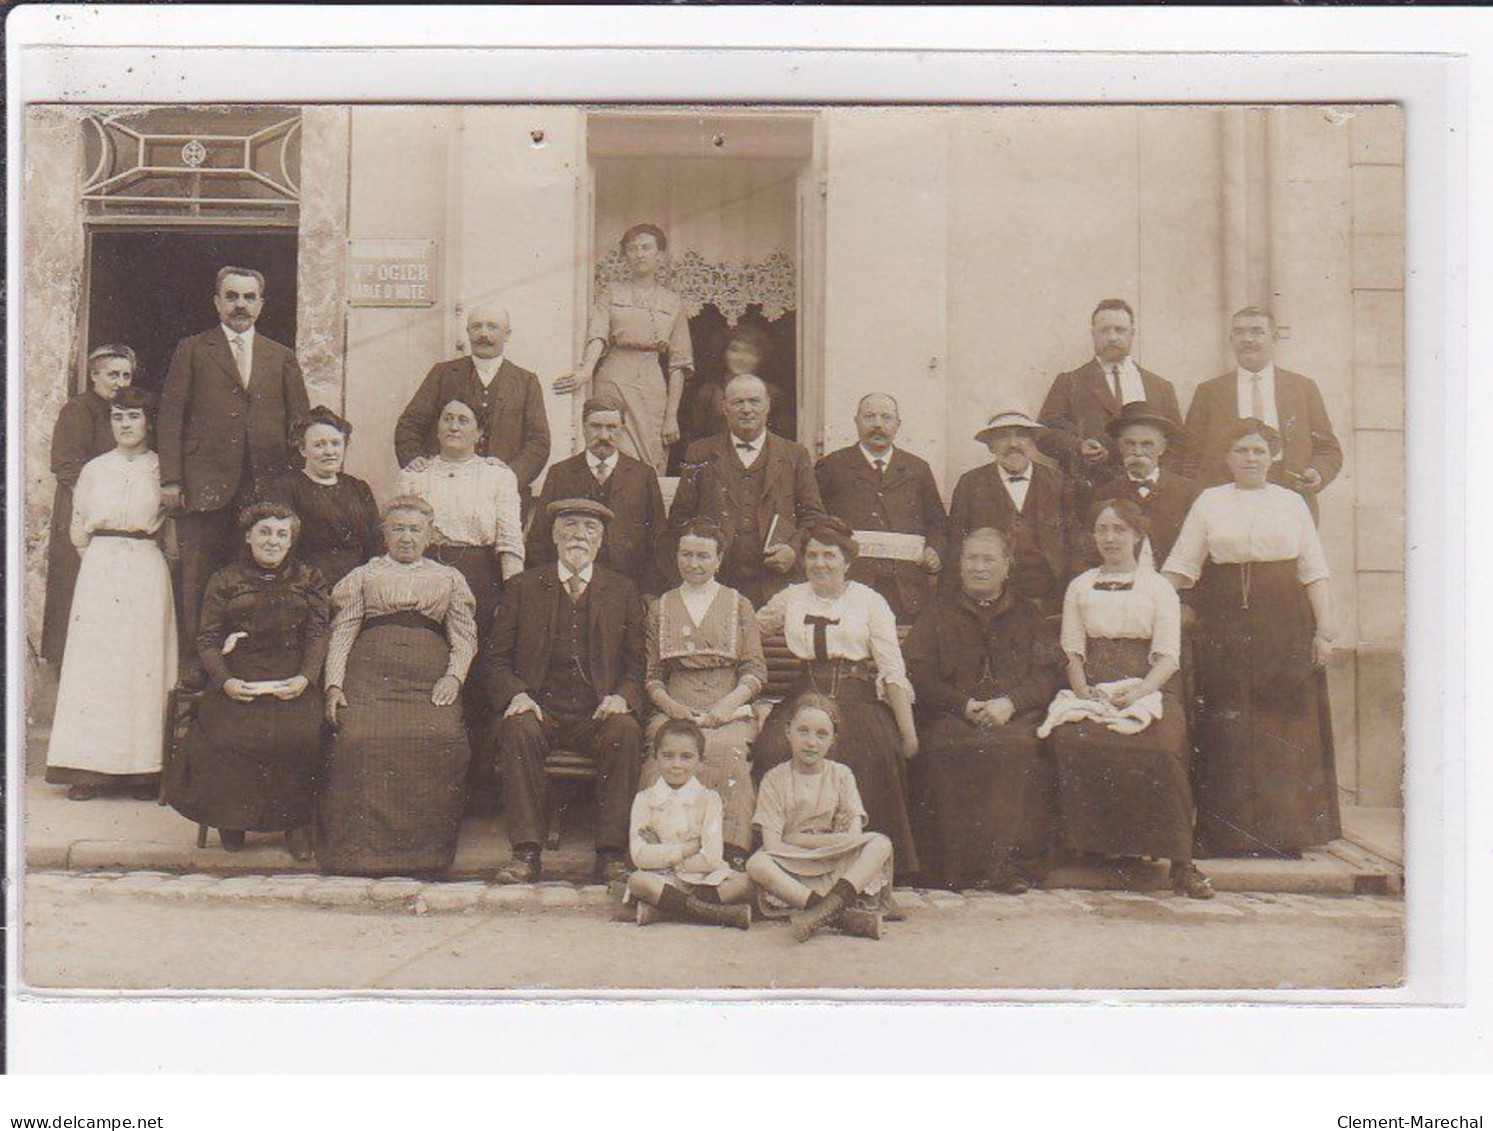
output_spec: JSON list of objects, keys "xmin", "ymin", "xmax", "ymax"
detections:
[
  {"xmin": 483, "ymin": 563, "xmax": 646, "ymax": 715},
  {"xmin": 945, "ymin": 461, "xmax": 1076, "ymax": 590},
  {"xmin": 904, "ymin": 587, "xmax": 1064, "ymax": 721},
  {"xmin": 157, "ymin": 327, "xmax": 309, "ymax": 511},
  {"xmin": 527, "ymin": 450, "xmax": 667, "ymax": 594},
  {"xmin": 667, "ymin": 430, "xmax": 826, "ymax": 601},
  {"xmin": 394, "ymin": 356, "xmax": 550, "ymax": 488},
  {"xmin": 1088, "ymin": 469, "xmax": 1201, "ymax": 570},
  {"xmin": 1182, "ymin": 366, "xmax": 1343, "ymax": 520},
  {"xmin": 815, "ymin": 444, "xmax": 948, "ymax": 624},
  {"xmin": 1037, "ymin": 359, "xmax": 1185, "ymax": 487}
]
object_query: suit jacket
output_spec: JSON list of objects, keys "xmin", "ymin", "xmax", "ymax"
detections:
[
  {"xmin": 394, "ymin": 356, "xmax": 551, "ymax": 488},
  {"xmin": 815, "ymin": 444, "xmax": 948, "ymax": 623},
  {"xmin": 527, "ymin": 450, "xmax": 667, "ymax": 594},
  {"xmin": 483, "ymin": 563, "xmax": 646, "ymax": 715},
  {"xmin": 1182, "ymin": 367, "xmax": 1343, "ymax": 520},
  {"xmin": 1037, "ymin": 359, "xmax": 1185, "ymax": 486},
  {"xmin": 945, "ymin": 461, "xmax": 1076, "ymax": 588},
  {"xmin": 157, "ymin": 327, "xmax": 309, "ymax": 512},
  {"xmin": 1088, "ymin": 469, "xmax": 1201, "ymax": 570},
  {"xmin": 667, "ymin": 431, "xmax": 827, "ymax": 601}
]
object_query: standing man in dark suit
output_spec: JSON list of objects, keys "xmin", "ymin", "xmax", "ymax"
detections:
[
  {"xmin": 945, "ymin": 410, "xmax": 1076, "ymax": 615},
  {"xmin": 158, "ymin": 266, "xmax": 309, "ymax": 674},
  {"xmin": 1038, "ymin": 298, "xmax": 1185, "ymax": 497},
  {"xmin": 668, "ymin": 374, "xmax": 826, "ymax": 607},
  {"xmin": 394, "ymin": 303, "xmax": 551, "ymax": 502},
  {"xmin": 815, "ymin": 392, "xmax": 948, "ymax": 624},
  {"xmin": 527, "ymin": 395, "xmax": 667, "ymax": 594},
  {"xmin": 1183, "ymin": 305, "xmax": 1344, "ymax": 522},
  {"xmin": 1089, "ymin": 402, "xmax": 1201, "ymax": 572},
  {"xmin": 41, "ymin": 344, "xmax": 136, "ymax": 663},
  {"xmin": 488, "ymin": 499, "xmax": 646, "ymax": 886}
]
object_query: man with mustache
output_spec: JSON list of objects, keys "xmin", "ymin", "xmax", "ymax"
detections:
[
  {"xmin": 526, "ymin": 395, "xmax": 667, "ymax": 594},
  {"xmin": 158, "ymin": 266, "xmax": 309, "ymax": 678},
  {"xmin": 394, "ymin": 303, "xmax": 551, "ymax": 505},
  {"xmin": 1182, "ymin": 304, "xmax": 1343, "ymax": 523},
  {"xmin": 814, "ymin": 393, "xmax": 948, "ymax": 624},
  {"xmin": 945, "ymin": 410, "xmax": 1077, "ymax": 616},
  {"xmin": 1087, "ymin": 402, "xmax": 1201, "ymax": 572},
  {"xmin": 667, "ymin": 374, "xmax": 826, "ymax": 607},
  {"xmin": 1037, "ymin": 298, "xmax": 1185, "ymax": 498},
  {"xmin": 487, "ymin": 498, "xmax": 646, "ymax": 886}
]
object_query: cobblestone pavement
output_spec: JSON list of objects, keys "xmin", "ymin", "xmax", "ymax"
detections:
[{"xmin": 21, "ymin": 872, "xmax": 1404, "ymax": 992}]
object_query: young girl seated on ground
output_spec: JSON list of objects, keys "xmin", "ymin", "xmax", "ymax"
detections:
[
  {"xmin": 626, "ymin": 718, "xmax": 755, "ymax": 929},
  {"xmin": 746, "ymin": 693, "xmax": 894, "ymax": 942}
]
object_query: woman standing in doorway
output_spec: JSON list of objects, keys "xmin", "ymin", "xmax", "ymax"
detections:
[{"xmin": 554, "ymin": 223, "xmax": 695, "ymax": 474}]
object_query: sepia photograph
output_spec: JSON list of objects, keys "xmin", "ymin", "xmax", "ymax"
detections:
[{"xmin": 12, "ymin": 96, "xmax": 1408, "ymax": 995}]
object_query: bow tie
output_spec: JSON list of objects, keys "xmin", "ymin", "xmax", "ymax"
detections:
[
  {"xmin": 735, "ymin": 441, "xmax": 756, "ymax": 452},
  {"xmin": 1005, "ymin": 474, "xmax": 1028, "ymax": 483}
]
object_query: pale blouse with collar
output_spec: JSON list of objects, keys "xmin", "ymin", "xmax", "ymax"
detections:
[
  {"xmin": 628, "ymin": 775, "xmax": 730, "ymax": 885},
  {"xmin": 1061, "ymin": 567, "xmax": 1182, "ymax": 663},
  {"xmin": 324, "ymin": 555, "xmax": 478, "ymax": 689},
  {"xmin": 396, "ymin": 456, "xmax": 524, "ymax": 560},
  {"xmin": 757, "ymin": 580, "xmax": 913, "ymax": 696},
  {"xmin": 1162, "ymin": 483, "xmax": 1329, "ymax": 586}
]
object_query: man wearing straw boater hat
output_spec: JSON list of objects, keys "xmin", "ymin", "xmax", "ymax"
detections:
[
  {"xmin": 945, "ymin": 409, "xmax": 1077, "ymax": 615},
  {"xmin": 486, "ymin": 497, "xmax": 646, "ymax": 887},
  {"xmin": 1087, "ymin": 400, "xmax": 1201, "ymax": 572}
]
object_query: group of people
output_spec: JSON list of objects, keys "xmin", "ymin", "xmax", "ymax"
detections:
[{"xmin": 41, "ymin": 242, "xmax": 1346, "ymax": 942}]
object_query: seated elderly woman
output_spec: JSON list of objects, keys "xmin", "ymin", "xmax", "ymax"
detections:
[
  {"xmin": 643, "ymin": 517, "xmax": 766, "ymax": 867},
  {"xmin": 265, "ymin": 406, "xmax": 381, "ymax": 590},
  {"xmin": 753, "ymin": 517, "xmax": 921, "ymax": 878},
  {"xmin": 902, "ymin": 527, "xmax": 1063, "ymax": 894},
  {"xmin": 167, "ymin": 501, "xmax": 330, "ymax": 858},
  {"xmin": 317, "ymin": 496, "xmax": 479, "ymax": 876},
  {"xmin": 1045, "ymin": 499, "xmax": 1213, "ymax": 899}
]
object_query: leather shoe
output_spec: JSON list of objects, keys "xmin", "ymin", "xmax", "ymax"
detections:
[
  {"xmin": 494, "ymin": 847, "xmax": 541, "ymax": 885},
  {"xmin": 838, "ymin": 906, "xmax": 884, "ymax": 940},
  {"xmin": 132, "ymin": 785, "xmax": 159, "ymax": 802},
  {"xmin": 66, "ymin": 785, "xmax": 98, "ymax": 802},
  {"xmin": 976, "ymin": 864, "xmax": 1030, "ymax": 895},
  {"xmin": 595, "ymin": 853, "xmax": 631, "ymax": 885},
  {"xmin": 1170, "ymin": 863, "xmax": 1216, "ymax": 900},
  {"xmin": 284, "ymin": 826, "xmax": 314, "ymax": 862},
  {"xmin": 220, "ymin": 829, "xmax": 246, "ymax": 853}
]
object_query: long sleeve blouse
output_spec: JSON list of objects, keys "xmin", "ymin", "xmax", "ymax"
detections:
[
  {"xmin": 324, "ymin": 555, "xmax": 479, "ymax": 689},
  {"xmin": 645, "ymin": 584, "xmax": 767, "ymax": 698},
  {"xmin": 195, "ymin": 559, "xmax": 332, "ymax": 686},
  {"xmin": 1162, "ymin": 483, "xmax": 1330, "ymax": 586},
  {"xmin": 1060, "ymin": 567, "xmax": 1182, "ymax": 664},
  {"xmin": 756, "ymin": 581, "xmax": 913, "ymax": 696},
  {"xmin": 69, "ymin": 449, "xmax": 165, "ymax": 551},
  {"xmin": 396, "ymin": 456, "xmax": 524, "ymax": 561}
]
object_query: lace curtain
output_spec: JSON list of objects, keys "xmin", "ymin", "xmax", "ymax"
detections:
[{"xmin": 593, "ymin": 157, "xmax": 799, "ymax": 326}]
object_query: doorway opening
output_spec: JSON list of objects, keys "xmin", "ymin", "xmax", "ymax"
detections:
[
  {"xmin": 586, "ymin": 111, "xmax": 820, "ymax": 470},
  {"xmin": 83, "ymin": 227, "xmax": 300, "ymax": 393}
]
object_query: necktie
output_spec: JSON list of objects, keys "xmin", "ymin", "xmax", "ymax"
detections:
[
  {"xmin": 566, "ymin": 574, "xmax": 586, "ymax": 601},
  {"xmin": 874, "ymin": 458, "xmax": 886, "ymax": 476},
  {"xmin": 232, "ymin": 336, "xmax": 250, "ymax": 386},
  {"xmin": 1110, "ymin": 364, "xmax": 1123, "ymax": 404},
  {"xmin": 803, "ymin": 614, "xmax": 839, "ymax": 662},
  {"xmin": 1250, "ymin": 372, "xmax": 1265, "ymax": 421},
  {"xmin": 594, "ymin": 460, "xmax": 611, "ymax": 487}
]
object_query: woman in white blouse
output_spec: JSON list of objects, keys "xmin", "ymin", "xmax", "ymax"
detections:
[
  {"xmin": 1162, "ymin": 418, "xmax": 1341, "ymax": 859},
  {"xmin": 754, "ymin": 517, "xmax": 920, "ymax": 876},
  {"xmin": 317, "ymin": 497, "xmax": 480, "ymax": 875},
  {"xmin": 1052, "ymin": 499, "xmax": 1212, "ymax": 899},
  {"xmin": 396, "ymin": 394, "xmax": 523, "ymax": 761}
]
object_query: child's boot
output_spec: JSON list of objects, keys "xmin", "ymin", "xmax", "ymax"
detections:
[
  {"xmin": 838, "ymin": 906, "xmax": 884, "ymax": 940},
  {"xmin": 686, "ymin": 897, "xmax": 751, "ymax": 930}
]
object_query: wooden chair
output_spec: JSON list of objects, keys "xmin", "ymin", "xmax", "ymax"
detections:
[{"xmin": 161, "ymin": 684, "xmax": 212, "ymax": 848}]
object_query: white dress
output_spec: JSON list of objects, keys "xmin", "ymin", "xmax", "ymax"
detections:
[{"xmin": 46, "ymin": 449, "xmax": 178, "ymax": 781}]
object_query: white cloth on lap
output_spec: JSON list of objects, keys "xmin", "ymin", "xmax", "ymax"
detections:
[{"xmin": 1036, "ymin": 678, "xmax": 1164, "ymax": 739}]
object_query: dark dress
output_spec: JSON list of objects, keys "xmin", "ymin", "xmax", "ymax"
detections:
[
  {"xmin": 1164, "ymin": 484, "xmax": 1341, "ymax": 856},
  {"xmin": 41, "ymin": 390, "xmax": 115, "ymax": 662},
  {"xmin": 265, "ymin": 472, "xmax": 381, "ymax": 589},
  {"xmin": 167, "ymin": 558, "xmax": 330, "ymax": 832},
  {"xmin": 1048, "ymin": 570, "xmax": 1193, "ymax": 861},
  {"xmin": 903, "ymin": 587, "xmax": 1064, "ymax": 890}
]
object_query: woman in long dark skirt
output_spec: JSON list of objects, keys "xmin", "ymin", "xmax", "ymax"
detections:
[
  {"xmin": 264, "ymin": 406, "xmax": 381, "ymax": 590},
  {"xmin": 753, "ymin": 518, "xmax": 920, "ymax": 877},
  {"xmin": 1162, "ymin": 418, "xmax": 1341, "ymax": 858},
  {"xmin": 167, "ymin": 500, "xmax": 329, "ymax": 858},
  {"xmin": 1047, "ymin": 499, "xmax": 1213, "ymax": 898},
  {"xmin": 318, "ymin": 497, "xmax": 478, "ymax": 876}
]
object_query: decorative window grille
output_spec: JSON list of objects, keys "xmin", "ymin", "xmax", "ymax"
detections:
[{"xmin": 82, "ymin": 106, "xmax": 301, "ymax": 222}]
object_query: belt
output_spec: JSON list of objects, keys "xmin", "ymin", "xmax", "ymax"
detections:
[
  {"xmin": 795, "ymin": 658, "xmax": 878, "ymax": 699},
  {"xmin": 363, "ymin": 611, "xmax": 444, "ymax": 637},
  {"xmin": 92, "ymin": 528, "xmax": 155, "ymax": 540}
]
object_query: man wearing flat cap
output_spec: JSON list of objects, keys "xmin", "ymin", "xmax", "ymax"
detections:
[
  {"xmin": 486, "ymin": 498, "xmax": 646, "ymax": 886},
  {"xmin": 945, "ymin": 410, "xmax": 1077, "ymax": 615},
  {"xmin": 1087, "ymin": 401, "xmax": 1201, "ymax": 572}
]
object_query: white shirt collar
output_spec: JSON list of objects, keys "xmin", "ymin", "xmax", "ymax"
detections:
[
  {"xmin": 645, "ymin": 775, "xmax": 705, "ymax": 805},
  {"xmin": 1129, "ymin": 469, "xmax": 1160, "ymax": 485},
  {"xmin": 1002, "ymin": 464, "xmax": 1032, "ymax": 482},
  {"xmin": 222, "ymin": 324, "xmax": 256, "ymax": 345},
  {"xmin": 558, "ymin": 560, "xmax": 595, "ymax": 585},
  {"xmin": 731, "ymin": 431, "xmax": 765, "ymax": 454},
  {"xmin": 860, "ymin": 444, "xmax": 895, "ymax": 467},
  {"xmin": 1094, "ymin": 355, "xmax": 1135, "ymax": 376},
  {"xmin": 472, "ymin": 352, "xmax": 504, "ymax": 381},
  {"xmin": 1236, "ymin": 360, "xmax": 1276, "ymax": 385},
  {"xmin": 586, "ymin": 450, "xmax": 617, "ymax": 474}
]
